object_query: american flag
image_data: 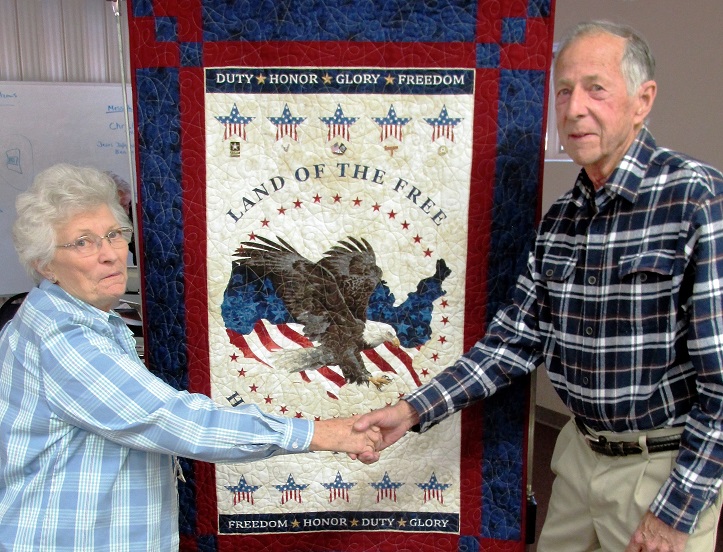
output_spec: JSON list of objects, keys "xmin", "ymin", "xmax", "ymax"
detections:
[
  {"xmin": 274, "ymin": 474, "xmax": 308, "ymax": 504},
  {"xmin": 225, "ymin": 475, "xmax": 261, "ymax": 506},
  {"xmin": 320, "ymin": 104, "xmax": 358, "ymax": 142},
  {"xmin": 215, "ymin": 103, "xmax": 254, "ymax": 141},
  {"xmin": 424, "ymin": 105, "xmax": 462, "ymax": 142},
  {"xmin": 268, "ymin": 103, "xmax": 305, "ymax": 141},
  {"xmin": 322, "ymin": 471, "xmax": 356, "ymax": 503},
  {"xmin": 372, "ymin": 104, "xmax": 411, "ymax": 142},
  {"xmin": 226, "ymin": 319, "xmax": 419, "ymax": 400},
  {"xmin": 370, "ymin": 472, "xmax": 403, "ymax": 503},
  {"xmin": 417, "ymin": 472, "xmax": 452, "ymax": 504}
]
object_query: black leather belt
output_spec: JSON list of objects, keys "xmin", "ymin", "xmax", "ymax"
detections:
[{"xmin": 575, "ymin": 417, "xmax": 681, "ymax": 457}]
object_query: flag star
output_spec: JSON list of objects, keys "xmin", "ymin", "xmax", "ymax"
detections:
[
  {"xmin": 401, "ymin": 221, "xmax": 410, "ymax": 230},
  {"xmin": 438, "ymin": 335, "xmax": 447, "ymax": 344},
  {"xmin": 385, "ymin": 74, "xmax": 395, "ymax": 85},
  {"xmin": 293, "ymin": 199, "xmax": 303, "ymax": 208},
  {"xmin": 280, "ymin": 405, "xmax": 288, "ymax": 414},
  {"xmin": 352, "ymin": 197, "xmax": 362, "ymax": 206},
  {"xmin": 248, "ymin": 232, "xmax": 256, "ymax": 240},
  {"xmin": 295, "ymin": 412, "xmax": 303, "ymax": 418},
  {"xmin": 372, "ymin": 203, "xmax": 382, "ymax": 211},
  {"xmin": 249, "ymin": 384, "xmax": 258, "ymax": 392},
  {"xmin": 441, "ymin": 316, "xmax": 449, "ymax": 325},
  {"xmin": 387, "ymin": 210, "xmax": 397, "ymax": 219},
  {"xmin": 423, "ymin": 248, "xmax": 433, "ymax": 257},
  {"xmin": 256, "ymin": 74, "xmax": 266, "ymax": 84},
  {"xmin": 261, "ymin": 218, "xmax": 270, "ymax": 227},
  {"xmin": 237, "ymin": 368, "xmax": 246, "ymax": 377},
  {"xmin": 264, "ymin": 395, "xmax": 273, "ymax": 403},
  {"xmin": 440, "ymin": 299, "xmax": 449, "ymax": 308},
  {"xmin": 230, "ymin": 353, "xmax": 238, "ymax": 362},
  {"xmin": 313, "ymin": 194, "xmax": 322, "ymax": 203},
  {"xmin": 322, "ymin": 73, "xmax": 333, "ymax": 84},
  {"xmin": 413, "ymin": 234, "xmax": 423, "ymax": 243},
  {"xmin": 277, "ymin": 206, "xmax": 287, "ymax": 215},
  {"xmin": 333, "ymin": 194, "xmax": 342, "ymax": 203},
  {"xmin": 431, "ymin": 353, "xmax": 440, "ymax": 362}
]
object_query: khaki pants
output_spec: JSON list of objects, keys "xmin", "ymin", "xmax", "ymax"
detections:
[{"xmin": 537, "ymin": 420, "xmax": 723, "ymax": 552}]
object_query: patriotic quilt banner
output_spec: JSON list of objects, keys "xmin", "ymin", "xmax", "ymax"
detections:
[{"xmin": 127, "ymin": 1, "xmax": 555, "ymax": 551}]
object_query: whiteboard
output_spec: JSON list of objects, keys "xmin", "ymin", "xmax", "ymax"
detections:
[{"xmin": 0, "ymin": 81, "xmax": 134, "ymax": 295}]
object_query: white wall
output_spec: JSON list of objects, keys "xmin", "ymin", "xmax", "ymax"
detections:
[{"xmin": 538, "ymin": 0, "xmax": 723, "ymax": 416}]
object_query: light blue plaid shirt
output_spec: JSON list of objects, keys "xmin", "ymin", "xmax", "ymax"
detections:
[{"xmin": 0, "ymin": 280, "xmax": 313, "ymax": 551}]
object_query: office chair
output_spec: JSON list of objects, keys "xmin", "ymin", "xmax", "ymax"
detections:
[{"xmin": 0, "ymin": 292, "xmax": 28, "ymax": 332}]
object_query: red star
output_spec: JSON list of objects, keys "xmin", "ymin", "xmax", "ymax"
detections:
[
  {"xmin": 431, "ymin": 353, "xmax": 440, "ymax": 362},
  {"xmin": 295, "ymin": 412, "xmax": 304, "ymax": 418},
  {"xmin": 372, "ymin": 203, "xmax": 382, "ymax": 211},
  {"xmin": 387, "ymin": 210, "xmax": 397, "ymax": 219},
  {"xmin": 264, "ymin": 395, "xmax": 273, "ymax": 404},
  {"xmin": 293, "ymin": 199, "xmax": 303, "ymax": 208},
  {"xmin": 314, "ymin": 416, "xmax": 321, "ymax": 421},
  {"xmin": 421, "ymin": 368, "xmax": 430, "ymax": 377},
  {"xmin": 237, "ymin": 368, "xmax": 247, "ymax": 377},
  {"xmin": 333, "ymin": 194, "xmax": 342, "ymax": 203},
  {"xmin": 440, "ymin": 299, "xmax": 449, "ymax": 308},
  {"xmin": 438, "ymin": 335, "xmax": 447, "ymax": 344},
  {"xmin": 352, "ymin": 197, "xmax": 362, "ymax": 206},
  {"xmin": 279, "ymin": 405, "xmax": 288, "ymax": 414},
  {"xmin": 261, "ymin": 218, "xmax": 270, "ymax": 227},
  {"xmin": 230, "ymin": 353, "xmax": 239, "ymax": 362},
  {"xmin": 441, "ymin": 316, "xmax": 449, "ymax": 325},
  {"xmin": 248, "ymin": 232, "xmax": 256, "ymax": 241},
  {"xmin": 313, "ymin": 194, "xmax": 322, "ymax": 203},
  {"xmin": 413, "ymin": 234, "xmax": 422, "ymax": 243},
  {"xmin": 401, "ymin": 221, "xmax": 410, "ymax": 230},
  {"xmin": 423, "ymin": 248, "xmax": 433, "ymax": 257},
  {"xmin": 249, "ymin": 384, "xmax": 258, "ymax": 392},
  {"xmin": 277, "ymin": 206, "xmax": 287, "ymax": 215},
  {"xmin": 397, "ymin": 392, "xmax": 405, "ymax": 399}
]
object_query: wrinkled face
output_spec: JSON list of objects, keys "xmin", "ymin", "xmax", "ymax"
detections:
[
  {"xmin": 40, "ymin": 204, "xmax": 128, "ymax": 311},
  {"xmin": 554, "ymin": 32, "xmax": 654, "ymax": 186}
]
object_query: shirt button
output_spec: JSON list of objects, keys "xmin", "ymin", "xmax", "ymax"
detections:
[
  {"xmin": 545, "ymin": 269, "xmax": 554, "ymax": 277},
  {"xmin": 640, "ymin": 273, "xmax": 648, "ymax": 282},
  {"xmin": 585, "ymin": 326, "xmax": 593, "ymax": 336},
  {"xmin": 582, "ymin": 376, "xmax": 590, "ymax": 385},
  {"xmin": 587, "ymin": 275, "xmax": 597, "ymax": 285},
  {"xmin": 291, "ymin": 441, "xmax": 299, "ymax": 449}
]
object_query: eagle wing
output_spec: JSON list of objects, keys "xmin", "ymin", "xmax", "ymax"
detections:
[
  {"xmin": 234, "ymin": 236, "xmax": 360, "ymax": 342},
  {"xmin": 316, "ymin": 236, "xmax": 382, "ymax": 322}
]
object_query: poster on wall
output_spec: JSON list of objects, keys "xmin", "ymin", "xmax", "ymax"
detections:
[
  {"xmin": 127, "ymin": 0, "xmax": 555, "ymax": 550},
  {"xmin": 206, "ymin": 67, "xmax": 472, "ymax": 534}
]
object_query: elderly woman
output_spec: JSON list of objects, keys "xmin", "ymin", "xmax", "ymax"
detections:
[{"xmin": 0, "ymin": 164, "xmax": 379, "ymax": 551}]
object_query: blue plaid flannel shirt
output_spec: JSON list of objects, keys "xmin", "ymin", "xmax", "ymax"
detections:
[{"xmin": 406, "ymin": 128, "xmax": 723, "ymax": 533}]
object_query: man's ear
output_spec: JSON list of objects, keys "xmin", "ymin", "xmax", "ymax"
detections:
[{"xmin": 634, "ymin": 79, "xmax": 657, "ymax": 125}]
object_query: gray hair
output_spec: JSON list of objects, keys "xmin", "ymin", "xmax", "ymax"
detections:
[
  {"xmin": 555, "ymin": 20, "xmax": 655, "ymax": 95},
  {"xmin": 13, "ymin": 163, "xmax": 132, "ymax": 283}
]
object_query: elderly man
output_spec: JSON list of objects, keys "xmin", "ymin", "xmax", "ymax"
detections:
[{"xmin": 354, "ymin": 21, "xmax": 723, "ymax": 552}]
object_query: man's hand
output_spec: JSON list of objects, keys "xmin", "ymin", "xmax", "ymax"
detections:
[
  {"xmin": 309, "ymin": 416, "xmax": 382, "ymax": 462},
  {"xmin": 625, "ymin": 511, "xmax": 689, "ymax": 552},
  {"xmin": 351, "ymin": 401, "xmax": 421, "ymax": 463}
]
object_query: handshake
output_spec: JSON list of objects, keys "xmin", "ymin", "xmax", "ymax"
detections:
[{"xmin": 308, "ymin": 401, "xmax": 421, "ymax": 463}]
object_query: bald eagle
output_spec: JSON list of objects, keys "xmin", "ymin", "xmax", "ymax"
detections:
[{"xmin": 233, "ymin": 235, "xmax": 399, "ymax": 389}]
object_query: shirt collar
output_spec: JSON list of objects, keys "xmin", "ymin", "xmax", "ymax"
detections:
[
  {"xmin": 39, "ymin": 278, "xmax": 120, "ymax": 322},
  {"xmin": 573, "ymin": 127, "xmax": 657, "ymax": 206}
]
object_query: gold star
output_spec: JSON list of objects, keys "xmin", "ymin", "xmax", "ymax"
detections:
[
  {"xmin": 291, "ymin": 519, "xmax": 300, "ymax": 528},
  {"xmin": 256, "ymin": 74, "xmax": 267, "ymax": 84},
  {"xmin": 397, "ymin": 518, "xmax": 407, "ymax": 527},
  {"xmin": 385, "ymin": 74, "xmax": 395, "ymax": 85},
  {"xmin": 350, "ymin": 518, "xmax": 359, "ymax": 526},
  {"xmin": 322, "ymin": 73, "xmax": 333, "ymax": 85}
]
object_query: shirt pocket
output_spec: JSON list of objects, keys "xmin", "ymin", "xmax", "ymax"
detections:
[
  {"xmin": 616, "ymin": 249, "xmax": 675, "ymax": 364},
  {"xmin": 540, "ymin": 252, "xmax": 576, "ymax": 284}
]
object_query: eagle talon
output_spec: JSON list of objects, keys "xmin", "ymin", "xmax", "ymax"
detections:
[{"xmin": 368, "ymin": 375, "xmax": 392, "ymax": 390}]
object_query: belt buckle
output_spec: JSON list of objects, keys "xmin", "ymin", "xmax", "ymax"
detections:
[{"xmin": 591, "ymin": 435, "xmax": 642, "ymax": 456}]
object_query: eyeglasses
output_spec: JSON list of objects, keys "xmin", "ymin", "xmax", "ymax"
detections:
[{"xmin": 56, "ymin": 227, "xmax": 133, "ymax": 257}]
